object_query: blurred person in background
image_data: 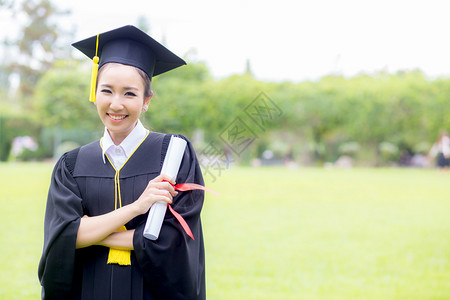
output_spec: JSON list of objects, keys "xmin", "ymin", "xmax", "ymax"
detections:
[{"xmin": 428, "ymin": 130, "xmax": 450, "ymax": 169}]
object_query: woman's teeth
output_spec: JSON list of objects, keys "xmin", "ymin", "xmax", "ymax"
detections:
[{"xmin": 109, "ymin": 114, "xmax": 126, "ymax": 120}]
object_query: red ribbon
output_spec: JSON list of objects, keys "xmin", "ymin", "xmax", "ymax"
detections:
[
  {"xmin": 168, "ymin": 183, "xmax": 218, "ymax": 240},
  {"xmin": 174, "ymin": 183, "xmax": 219, "ymax": 196},
  {"xmin": 168, "ymin": 204, "xmax": 195, "ymax": 240}
]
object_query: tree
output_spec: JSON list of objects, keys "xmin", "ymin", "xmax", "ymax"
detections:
[
  {"xmin": 32, "ymin": 59, "xmax": 100, "ymax": 158},
  {"xmin": 147, "ymin": 60, "xmax": 213, "ymax": 136},
  {"xmin": 33, "ymin": 59, "xmax": 98, "ymax": 129},
  {"xmin": 3, "ymin": 0, "xmax": 70, "ymax": 104}
]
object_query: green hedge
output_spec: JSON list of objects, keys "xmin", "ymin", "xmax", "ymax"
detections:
[{"xmin": 0, "ymin": 115, "xmax": 41, "ymax": 161}]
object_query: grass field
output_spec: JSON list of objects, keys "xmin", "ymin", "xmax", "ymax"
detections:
[{"xmin": 0, "ymin": 163, "xmax": 449, "ymax": 299}]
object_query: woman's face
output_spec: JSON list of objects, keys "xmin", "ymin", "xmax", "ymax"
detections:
[{"xmin": 96, "ymin": 63, "xmax": 151, "ymax": 144}]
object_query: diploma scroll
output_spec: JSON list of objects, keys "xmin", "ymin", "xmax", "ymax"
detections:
[{"xmin": 143, "ymin": 136, "xmax": 187, "ymax": 240}]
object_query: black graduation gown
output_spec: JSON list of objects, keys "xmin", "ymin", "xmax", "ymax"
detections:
[{"xmin": 38, "ymin": 132, "xmax": 206, "ymax": 300}]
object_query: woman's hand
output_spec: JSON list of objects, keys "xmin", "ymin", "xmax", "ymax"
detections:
[{"xmin": 132, "ymin": 174, "xmax": 178, "ymax": 215}]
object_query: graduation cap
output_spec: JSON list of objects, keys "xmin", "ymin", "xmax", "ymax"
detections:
[{"xmin": 72, "ymin": 25, "xmax": 186, "ymax": 102}]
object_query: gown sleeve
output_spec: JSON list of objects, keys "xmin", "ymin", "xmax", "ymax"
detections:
[
  {"xmin": 133, "ymin": 136, "xmax": 206, "ymax": 300},
  {"xmin": 38, "ymin": 149, "xmax": 83, "ymax": 299}
]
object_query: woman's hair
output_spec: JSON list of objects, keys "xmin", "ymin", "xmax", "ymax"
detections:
[
  {"xmin": 97, "ymin": 63, "xmax": 152, "ymax": 100},
  {"xmin": 134, "ymin": 67, "xmax": 152, "ymax": 98}
]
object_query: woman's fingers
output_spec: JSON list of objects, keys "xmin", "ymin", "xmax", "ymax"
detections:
[
  {"xmin": 134, "ymin": 187, "xmax": 173, "ymax": 215},
  {"xmin": 146, "ymin": 182, "xmax": 177, "ymax": 197},
  {"xmin": 146, "ymin": 176, "xmax": 177, "ymax": 196},
  {"xmin": 152, "ymin": 174, "xmax": 176, "ymax": 185},
  {"xmin": 146, "ymin": 187, "xmax": 173, "ymax": 202}
]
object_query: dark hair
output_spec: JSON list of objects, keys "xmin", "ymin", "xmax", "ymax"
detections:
[
  {"xmin": 134, "ymin": 67, "xmax": 152, "ymax": 98},
  {"xmin": 97, "ymin": 63, "xmax": 152, "ymax": 100}
]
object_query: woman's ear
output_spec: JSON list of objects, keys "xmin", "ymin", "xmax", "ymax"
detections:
[{"xmin": 143, "ymin": 91, "xmax": 153, "ymax": 111}]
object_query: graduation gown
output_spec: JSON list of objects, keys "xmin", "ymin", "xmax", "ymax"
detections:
[{"xmin": 38, "ymin": 132, "xmax": 206, "ymax": 300}]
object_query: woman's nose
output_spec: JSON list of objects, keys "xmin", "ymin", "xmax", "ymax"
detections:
[{"xmin": 109, "ymin": 94, "xmax": 124, "ymax": 110}]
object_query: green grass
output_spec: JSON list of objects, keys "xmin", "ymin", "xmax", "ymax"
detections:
[
  {"xmin": 0, "ymin": 163, "xmax": 51, "ymax": 299},
  {"xmin": 202, "ymin": 167, "xmax": 450, "ymax": 299},
  {"xmin": 1, "ymin": 164, "xmax": 449, "ymax": 299}
]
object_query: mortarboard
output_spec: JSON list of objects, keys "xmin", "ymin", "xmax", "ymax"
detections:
[{"xmin": 72, "ymin": 25, "xmax": 186, "ymax": 102}]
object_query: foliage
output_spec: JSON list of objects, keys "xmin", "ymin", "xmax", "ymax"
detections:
[
  {"xmin": 0, "ymin": 114, "xmax": 40, "ymax": 161},
  {"xmin": 269, "ymin": 71, "xmax": 449, "ymax": 165},
  {"xmin": 32, "ymin": 59, "xmax": 99, "ymax": 129},
  {"xmin": 17, "ymin": 62, "xmax": 450, "ymax": 164},
  {"xmin": 3, "ymin": 54, "xmax": 450, "ymax": 165},
  {"xmin": 146, "ymin": 60, "xmax": 213, "ymax": 136},
  {"xmin": 2, "ymin": 0, "xmax": 69, "ymax": 101},
  {"xmin": 26, "ymin": 59, "xmax": 100, "ymax": 159}
]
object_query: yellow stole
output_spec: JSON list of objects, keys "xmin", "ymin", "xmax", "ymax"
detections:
[{"xmin": 101, "ymin": 130, "xmax": 149, "ymax": 266}]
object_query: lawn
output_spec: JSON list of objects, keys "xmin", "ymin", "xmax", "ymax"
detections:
[{"xmin": 1, "ymin": 163, "xmax": 449, "ymax": 299}]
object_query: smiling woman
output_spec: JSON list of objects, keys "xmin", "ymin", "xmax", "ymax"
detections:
[{"xmin": 37, "ymin": 25, "xmax": 206, "ymax": 300}]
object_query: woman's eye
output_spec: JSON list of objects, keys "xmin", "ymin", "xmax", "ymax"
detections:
[
  {"xmin": 101, "ymin": 89, "xmax": 112, "ymax": 94},
  {"xmin": 125, "ymin": 91, "xmax": 137, "ymax": 97}
]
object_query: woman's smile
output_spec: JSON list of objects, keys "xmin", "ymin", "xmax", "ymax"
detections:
[{"xmin": 107, "ymin": 113, "xmax": 128, "ymax": 122}]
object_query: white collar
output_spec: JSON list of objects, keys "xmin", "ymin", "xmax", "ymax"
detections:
[{"xmin": 101, "ymin": 119, "xmax": 148, "ymax": 164}]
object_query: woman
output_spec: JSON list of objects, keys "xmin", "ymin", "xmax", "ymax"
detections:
[{"xmin": 38, "ymin": 25, "xmax": 206, "ymax": 300}]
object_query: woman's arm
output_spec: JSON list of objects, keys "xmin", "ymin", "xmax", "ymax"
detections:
[
  {"xmin": 97, "ymin": 229, "xmax": 136, "ymax": 250},
  {"xmin": 76, "ymin": 206, "xmax": 139, "ymax": 249},
  {"xmin": 133, "ymin": 138, "xmax": 206, "ymax": 299},
  {"xmin": 76, "ymin": 174, "xmax": 177, "ymax": 249}
]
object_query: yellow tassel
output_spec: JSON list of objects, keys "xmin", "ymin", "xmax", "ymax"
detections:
[
  {"xmin": 89, "ymin": 56, "xmax": 99, "ymax": 102},
  {"xmin": 89, "ymin": 34, "xmax": 100, "ymax": 103},
  {"xmin": 107, "ymin": 225, "xmax": 131, "ymax": 266}
]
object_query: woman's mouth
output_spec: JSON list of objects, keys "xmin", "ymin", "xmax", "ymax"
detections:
[{"xmin": 107, "ymin": 113, "xmax": 128, "ymax": 122}]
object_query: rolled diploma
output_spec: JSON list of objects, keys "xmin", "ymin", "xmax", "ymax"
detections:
[{"xmin": 143, "ymin": 136, "xmax": 187, "ymax": 240}]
